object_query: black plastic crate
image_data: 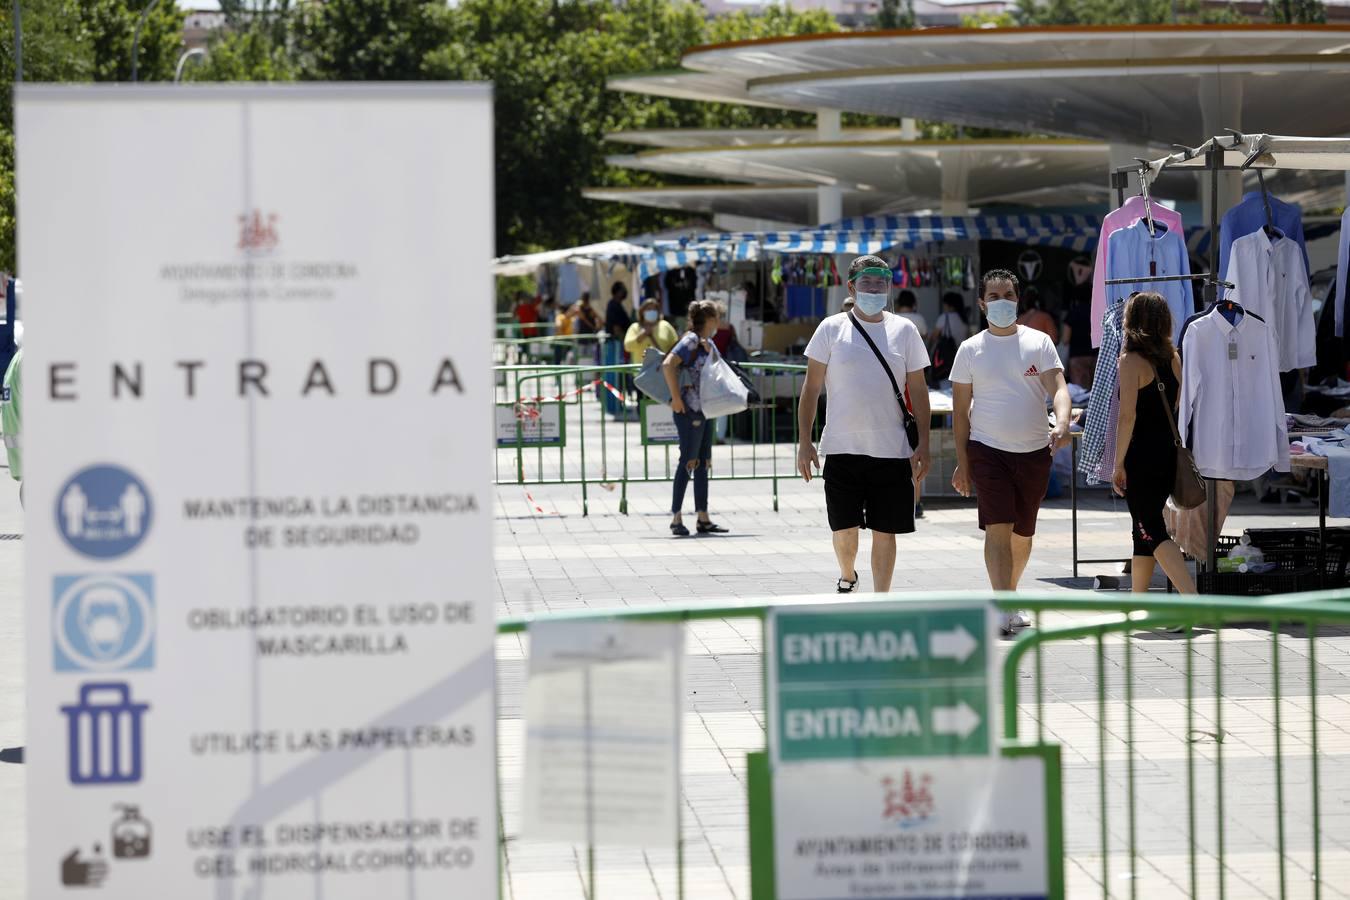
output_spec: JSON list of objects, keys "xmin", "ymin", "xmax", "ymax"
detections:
[
  {"xmin": 1199, "ymin": 566, "xmax": 1319, "ymax": 596},
  {"xmin": 1239, "ymin": 528, "xmax": 1350, "ymax": 588}
]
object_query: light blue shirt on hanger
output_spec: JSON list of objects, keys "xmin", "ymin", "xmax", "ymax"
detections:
[{"xmin": 1105, "ymin": 219, "xmax": 1194, "ymax": 344}]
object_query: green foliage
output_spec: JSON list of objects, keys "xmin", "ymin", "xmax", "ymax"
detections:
[
  {"xmin": 1013, "ymin": 0, "xmax": 1246, "ymax": 24},
  {"xmin": 81, "ymin": 0, "xmax": 187, "ymax": 82},
  {"xmin": 0, "ymin": 128, "xmax": 13, "ymax": 273},
  {"xmin": 877, "ymin": 0, "xmax": 916, "ymax": 29},
  {"xmin": 423, "ymin": 0, "xmax": 841, "ymax": 254},
  {"xmin": 187, "ymin": 1, "xmax": 296, "ymax": 82},
  {"xmin": 961, "ymin": 11, "xmax": 1017, "ymax": 26},
  {"xmin": 1265, "ymin": 0, "xmax": 1326, "ymax": 22}
]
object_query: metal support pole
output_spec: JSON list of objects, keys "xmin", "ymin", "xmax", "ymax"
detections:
[
  {"xmin": 1204, "ymin": 148, "xmax": 1222, "ymax": 582},
  {"xmin": 130, "ymin": 0, "xmax": 163, "ymax": 83},
  {"xmin": 174, "ymin": 47, "xmax": 206, "ymax": 83}
]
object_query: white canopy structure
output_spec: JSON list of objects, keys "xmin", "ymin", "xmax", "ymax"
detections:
[
  {"xmin": 612, "ymin": 26, "xmax": 1350, "ymax": 148},
  {"xmin": 491, "ymin": 240, "xmax": 652, "ymax": 277},
  {"xmin": 1147, "ymin": 133, "xmax": 1350, "ymax": 176}
]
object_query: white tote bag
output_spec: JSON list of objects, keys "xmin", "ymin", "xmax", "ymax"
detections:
[{"xmin": 698, "ymin": 345, "xmax": 750, "ymax": 418}]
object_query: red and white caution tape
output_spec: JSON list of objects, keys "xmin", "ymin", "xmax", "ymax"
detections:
[{"xmin": 513, "ymin": 377, "xmax": 632, "ymax": 420}]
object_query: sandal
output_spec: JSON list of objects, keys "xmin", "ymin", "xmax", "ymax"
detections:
[
  {"xmin": 696, "ymin": 520, "xmax": 729, "ymax": 534},
  {"xmin": 670, "ymin": 522, "xmax": 690, "ymax": 537},
  {"xmin": 837, "ymin": 573, "xmax": 858, "ymax": 593}
]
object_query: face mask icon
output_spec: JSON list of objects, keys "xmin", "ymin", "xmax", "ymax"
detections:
[
  {"xmin": 53, "ymin": 574, "xmax": 156, "ymax": 673},
  {"xmin": 78, "ymin": 588, "xmax": 132, "ymax": 660}
]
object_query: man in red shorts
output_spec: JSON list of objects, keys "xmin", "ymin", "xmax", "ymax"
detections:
[{"xmin": 950, "ymin": 269, "xmax": 1071, "ymax": 632}]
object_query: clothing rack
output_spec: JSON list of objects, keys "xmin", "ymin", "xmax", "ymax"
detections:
[{"xmin": 1109, "ymin": 133, "xmax": 1321, "ymax": 584}]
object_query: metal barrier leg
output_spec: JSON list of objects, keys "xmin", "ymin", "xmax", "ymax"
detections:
[
  {"xmin": 1095, "ymin": 632, "xmax": 1109, "ymax": 898},
  {"xmin": 1309, "ymin": 619, "xmax": 1323, "ymax": 899}
]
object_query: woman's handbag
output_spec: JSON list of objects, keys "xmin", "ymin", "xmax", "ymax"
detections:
[
  {"xmin": 1153, "ymin": 364, "xmax": 1206, "ymax": 509},
  {"xmin": 634, "ymin": 346, "xmax": 672, "ymax": 404},
  {"xmin": 699, "ymin": 345, "xmax": 751, "ymax": 418},
  {"xmin": 849, "ymin": 313, "xmax": 920, "ymax": 452}
]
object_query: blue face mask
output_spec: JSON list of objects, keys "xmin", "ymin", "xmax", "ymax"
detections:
[
  {"xmin": 985, "ymin": 298, "xmax": 1018, "ymax": 328},
  {"xmin": 854, "ymin": 292, "xmax": 888, "ymax": 316}
]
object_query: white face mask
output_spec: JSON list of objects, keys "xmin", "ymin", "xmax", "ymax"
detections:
[
  {"xmin": 643, "ymin": 309, "xmax": 659, "ymax": 323},
  {"xmin": 854, "ymin": 292, "xmax": 888, "ymax": 316},
  {"xmin": 985, "ymin": 298, "xmax": 1018, "ymax": 328}
]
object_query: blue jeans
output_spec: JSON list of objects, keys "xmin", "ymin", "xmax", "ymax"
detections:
[{"xmin": 671, "ymin": 409, "xmax": 714, "ymax": 514}]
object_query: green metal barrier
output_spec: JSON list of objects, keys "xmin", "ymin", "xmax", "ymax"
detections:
[
  {"xmin": 495, "ymin": 589, "xmax": 1350, "ymax": 899},
  {"xmin": 494, "ymin": 361, "xmax": 816, "ymax": 515},
  {"xmin": 493, "ymin": 333, "xmax": 606, "ymax": 367}
]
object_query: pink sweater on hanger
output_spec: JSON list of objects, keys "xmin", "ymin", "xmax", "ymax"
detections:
[{"xmin": 1090, "ymin": 196, "xmax": 1185, "ymax": 347}]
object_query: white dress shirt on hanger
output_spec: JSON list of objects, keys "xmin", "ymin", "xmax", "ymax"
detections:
[
  {"xmin": 1224, "ymin": 228, "xmax": 1316, "ymax": 372},
  {"xmin": 1178, "ymin": 309, "xmax": 1290, "ymax": 481}
]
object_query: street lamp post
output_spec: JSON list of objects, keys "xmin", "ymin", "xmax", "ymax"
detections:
[
  {"xmin": 129, "ymin": 0, "xmax": 163, "ymax": 83},
  {"xmin": 174, "ymin": 47, "xmax": 206, "ymax": 83}
]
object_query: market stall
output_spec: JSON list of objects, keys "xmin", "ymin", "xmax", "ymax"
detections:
[{"xmin": 1074, "ymin": 133, "xmax": 1350, "ymax": 592}]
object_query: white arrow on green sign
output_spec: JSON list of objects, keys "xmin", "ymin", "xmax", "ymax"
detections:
[{"xmin": 768, "ymin": 602, "xmax": 998, "ymax": 763}]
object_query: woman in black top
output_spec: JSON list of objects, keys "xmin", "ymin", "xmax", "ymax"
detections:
[{"xmin": 1111, "ymin": 291, "xmax": 1196, "ymax": 594}]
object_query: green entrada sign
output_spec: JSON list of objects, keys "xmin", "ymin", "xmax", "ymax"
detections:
[{"xmin": 769, "ymin": 603, "xmax": 996, "ymax": 762}]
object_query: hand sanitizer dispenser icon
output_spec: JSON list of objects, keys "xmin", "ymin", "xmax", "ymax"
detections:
[{"xmin": 112, "ymin": 804, "xmax": 151, "ymax": 859}]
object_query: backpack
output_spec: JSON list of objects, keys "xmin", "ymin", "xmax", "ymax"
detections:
[{"xmin": 930, "ymin": 318, "xmax": 959, "ymax": 383}]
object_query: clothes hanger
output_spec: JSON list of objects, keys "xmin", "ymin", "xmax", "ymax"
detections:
[
  {"xmin": 1215, "ymin": 284, "xmax": 1244, "ymax": 327},
  {"xmin": 1254, "ymin": 169, "xmax": 1280, "ymax": 240},
  {"xmin": 1134, "ymin": 159, "xmax": 1163, "ymax": 237}
]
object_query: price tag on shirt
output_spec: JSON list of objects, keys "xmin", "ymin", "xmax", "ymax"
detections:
[{"xmin": 1228, "ymin": 339, "xmax": 1239, "ymax": 360}]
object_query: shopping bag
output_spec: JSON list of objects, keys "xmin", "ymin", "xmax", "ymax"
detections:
[
  {"xmin": 634, "ymin": 347, "xmax": 672, "ymax": 404},
  {"xmin": 699, "ymin": 349, "xmax": 750, "ymax": 418}
]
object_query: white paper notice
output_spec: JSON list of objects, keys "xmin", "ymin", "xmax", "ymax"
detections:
[
  {"xmin": 523, "ymin": 620, "xmax": 683, "ymax": 848},
  {"xmin": 773, "ymin": 757, "xmax": 1049, "ymax": 900},
  {"xmin": 18, "ymin": 84, "xmax": 497, "ymax": 899}
]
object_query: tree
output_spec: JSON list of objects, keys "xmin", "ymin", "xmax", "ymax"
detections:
[
  {"xmin": 1265, "ymin": 0, "xmax": 1326, "ymax": 22},
  {"xmin": 1014, "ymin": 0, "xmax": 1245, "ymax": 24},
  {"xmin": 423, "ymin": 0, "xmax": 843, "ymax": 254},
  {"xmin": 186, "ymin": 0, "xmax": 298, "ymax": 82},
  {"xmin": 80, "ymin": 0, "xmax": 187, "ymax": 82},
  {"xmin": 292, "ymin": 0, "xmax": 454, "ymax": 81},
  {"xmin": 877, "ymin": 0, "xmax": 916, "ymax": 29}
]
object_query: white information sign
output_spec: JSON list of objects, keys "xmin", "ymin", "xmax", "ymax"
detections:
[
  {"xmin": 18, "ymin": 85, "xmax": 497, "ymax": 899},
  {"xmin": 773, "ymin": 757, "xmax": 1049, "ymax": 900},
  {"xmin": 496, "ymin": 402, "xmax": 564, "ymax": 446},
  {"xmin": 523, "ymin": 620, "xmax": 682, "ymax": 848},
  {"xmin": 642, "ymin": 402, "xmax": 679, "ymax": 445}
]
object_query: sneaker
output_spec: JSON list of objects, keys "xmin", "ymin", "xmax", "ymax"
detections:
[
  {"xmin": 1000, "ymin": 612, "xmax": 1032, "ymax": 635},
  {"xmin": 914, "ymin": 502, "xmax": 925, "ymax": 519}
]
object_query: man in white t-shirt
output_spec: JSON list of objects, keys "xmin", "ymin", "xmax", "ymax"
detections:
[
  {"xmin": 797, "ymin": 255, "xmax": 931, "ymax": 594},
  {"xmin": 950, "ymin": 269, "xmax": 1071, "ymax": 627}
]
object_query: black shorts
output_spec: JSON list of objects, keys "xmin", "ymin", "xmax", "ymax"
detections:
[{"xmin": 823, "ymin": 454, "xmax": 915, "ymax": 534}]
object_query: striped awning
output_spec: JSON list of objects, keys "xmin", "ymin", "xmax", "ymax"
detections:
[
  {"xmin": 690, "ymin": 213, "xmax": 1103, "ymax": 256},
  {"xmin": 636, "ymin": 243, "xmax": 758, "ymax": 282}
]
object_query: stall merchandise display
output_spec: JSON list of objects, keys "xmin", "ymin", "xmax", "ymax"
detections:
[
  {"xmin": 1090, "ymin": 196, "xmax": 1184, "ymax": 347},
  {"xmin": 1217, "ymin": 190, "xmax": 1309, "ymax": 281},
  {"xmin": 1178, "ymin": 306, "xmax": 1290, "ymax": 481},
  {"xmin": 1076, "ymin": 298, "xmax": 1125, "ymax": 484},
  {"xmin": 1224, "ymin": 228, "xmax": 1316, "ymax": 372},
  {"xmin": 1104, "ymin": 219, "xmax": 1193, "ymax": 345},
  {"xmin": 1336, "ymin": 207, "xmax": 1350, "ymax": 337}
]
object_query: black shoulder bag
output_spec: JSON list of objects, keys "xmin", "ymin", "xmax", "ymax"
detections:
[{"xmin": 848, "ymin": 312, "xmax": 920, "ymax": 452}]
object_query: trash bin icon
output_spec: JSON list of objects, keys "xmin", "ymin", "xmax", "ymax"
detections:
[{"xmin": 61, "ymin": 682, "xmax": 149, "ymax": 785}]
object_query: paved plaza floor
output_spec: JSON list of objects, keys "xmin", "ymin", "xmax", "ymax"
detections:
[{"xmin": 1, "ymin": 468, "xmax": 1347, "ymax": 899}]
